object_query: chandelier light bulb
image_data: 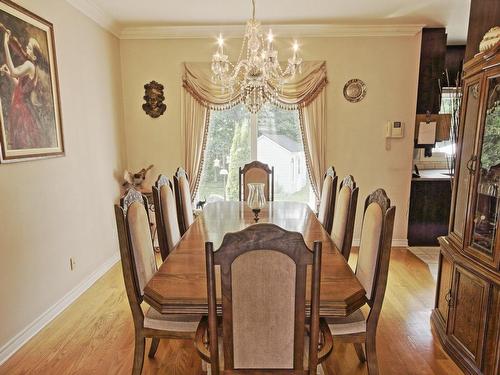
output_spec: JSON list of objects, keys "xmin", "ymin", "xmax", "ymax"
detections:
[
  {"xmin": 217, "ymin": 34, "xmax": 224, "ymax": 47},
  {"xmin": 267, "ymin": 29, "xmax": 274, "ymax": 43}
]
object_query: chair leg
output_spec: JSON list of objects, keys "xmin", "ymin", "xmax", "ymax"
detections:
[
  {"xmin": 353, "ymin": 343, "xmax": 366, "ymax": 363},
  {"xmin": 148, "ymin": 337, "xmax": 160, "ymax": 358},
  {"xmin": 133, "ymin": 335, "xmax": 146, "ymax": 375},
  {"xmin": 365, "ymin": 335, "xmax": 379, "ymax": 375}
]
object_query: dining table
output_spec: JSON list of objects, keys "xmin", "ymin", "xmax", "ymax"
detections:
[{"xmin": 144, "ymin": 201, "xmax": 367, "ymax": 318}]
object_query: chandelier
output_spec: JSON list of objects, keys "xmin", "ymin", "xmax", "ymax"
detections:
[{"xmin": 211, "ymin": 0, "xmax": 302, "ymax": 113}]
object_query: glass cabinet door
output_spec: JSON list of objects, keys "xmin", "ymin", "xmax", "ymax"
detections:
[
  {"xmin": 452, "ymin": 81, "xmax": 481, "ymax": 239},
  {"xmin": 470, "ymin": 74, "xmax": 500, "ymax": 256}
]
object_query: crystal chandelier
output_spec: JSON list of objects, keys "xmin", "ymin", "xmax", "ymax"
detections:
[{"xmin": 211, "ymin": 0, "xmax": 302, "ymax": 113}]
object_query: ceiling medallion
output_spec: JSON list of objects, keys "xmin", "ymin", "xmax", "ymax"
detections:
[
  {"xmin": 211, "ymin": 0, "xmax": 302, "ymax": 113},
  {"xmin": 343, "ymin": 79, "xmax": 367, "ymax": 103}
]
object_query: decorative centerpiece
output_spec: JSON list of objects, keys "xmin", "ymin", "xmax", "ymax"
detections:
[
  {"xmin": 479, "ymin": 26, "xmax": 500, "ymax": 53},
  {"xmin": 247, "ymin": 183, "xmax": 266, "ymax": 222}
]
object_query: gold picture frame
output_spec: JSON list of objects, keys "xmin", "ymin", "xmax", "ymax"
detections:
[{"xmin": 0, "ymin": 0, "xmax": 63, "ymax": 163}]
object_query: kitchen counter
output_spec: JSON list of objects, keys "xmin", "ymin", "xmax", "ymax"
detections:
[{"xmin": 413, "ymin": 169, "xmax": 452, "ymax": 181}]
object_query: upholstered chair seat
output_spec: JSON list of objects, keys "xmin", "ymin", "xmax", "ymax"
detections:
[
  {"xmin": 325, "ymin": 309, "xmax": 366, "ymax": 336},
  {"xmin": 144, "ymin": 308, "xmax": 201, "ymax": 332}
]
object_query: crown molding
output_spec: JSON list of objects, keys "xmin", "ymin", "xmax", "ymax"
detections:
[
  {"xmin": 66, "ymin": 0, "xmax": 121, "ymax": 37},
  {"xmin": 120, "ymin": 23, "xmax": 424, "ymax": 40},
  {"xmin": 64, "ymin": 0, "xmax": 423, "ymax": 40}
]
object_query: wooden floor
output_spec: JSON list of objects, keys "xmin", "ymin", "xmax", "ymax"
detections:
[{"xmin": 0, "ymin": 248, "xmax": 463, "ymax": 375}]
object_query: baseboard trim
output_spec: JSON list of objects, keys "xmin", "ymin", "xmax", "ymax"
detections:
[
  {"xmin": 0, "ymin": 253, "xmax": 120, "ymax": 366},
  {"xmin": 352, "ymin": 238, "xmax": 408, "ymax": 247}
]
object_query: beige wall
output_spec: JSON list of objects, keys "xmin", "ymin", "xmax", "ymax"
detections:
[
  {"xmin": 120, "ymin": 34, "xmax": 421, "ymax": 242},
  {"xmin": 0, "ymin": 0, "xmax": 125, "ymax": 351}
]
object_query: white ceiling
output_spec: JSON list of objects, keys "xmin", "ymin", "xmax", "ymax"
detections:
[{"xmin": 76, "ymin": 0, "xmax": 471, "ymax": 43}]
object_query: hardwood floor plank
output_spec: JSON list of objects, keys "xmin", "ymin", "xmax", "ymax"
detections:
[{"xmin": 0, "ymin": 248, "xmax": 463, "ymax": 374}]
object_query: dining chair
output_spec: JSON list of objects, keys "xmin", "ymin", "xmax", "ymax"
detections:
[
  {"xmin": 239, "ymin": 160, "xmax": 274, "ymax": 201},
  {"xmin": 114, "ymin": 188, "xmax": 201, "ymax": 375},
  {"xmin": 152, "ymin": 174, "xmax": 180, "ymax": 261},
  {"xmin": 173, "ymin": 167, "xmax": 194, "ymax": 235},
  {"xmin": 194, "ymin": 223, "xmax": 333, "ymax": 375},
  {"xmin": 317, "ymin": 166, "xmax": 338, "ymax": 234},
  {"xmin": 330, "ymin": 175, "xmax": 359, "ymax": 261},
  {"xmin": 326, "ymin": 188, "xmax": 396, "ymax": 375}
]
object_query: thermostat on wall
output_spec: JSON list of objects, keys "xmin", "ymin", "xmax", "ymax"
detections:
[{"xmin": 386, "ymin": 121, "xmax": 404, "ymax": 138}]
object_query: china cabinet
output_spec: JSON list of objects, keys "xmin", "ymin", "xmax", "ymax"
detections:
[{"xmin": 431, "ymin": 42, "xmax": 500, "ymax": 375}]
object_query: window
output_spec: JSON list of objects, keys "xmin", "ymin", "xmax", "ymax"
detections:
[
  {"xmin": 435, "ymin": 87, "xmax": 461, "ymax": 156},
  {"xmin": 414, "ymin": 87, "xmax": 461, "ymax": 167},
  {"xmin": 197, "ymin": 103, "xmax": 314, "ymax": 206}
]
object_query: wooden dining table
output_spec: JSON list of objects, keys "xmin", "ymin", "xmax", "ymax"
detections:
[{"xmin": 144, "ymin": 201, "xmax": 366, "ymax": 318}]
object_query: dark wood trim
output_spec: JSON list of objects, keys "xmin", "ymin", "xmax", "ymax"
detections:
[
  {"xmin": 416, "ymin": 28, "xmax": 447, "ymax": 115},
  {"xmin": 239, "ymin": 161, "xmax": 275, "ymax": 201},
  {"xmin": 173, "ymin": 167, "xmax": 191, "ymax": 235},
  {"xmin": 152, "ymin": 174, "xmax": 175, "ymax": 261}
]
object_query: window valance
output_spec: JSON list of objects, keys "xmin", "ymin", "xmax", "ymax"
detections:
[{"xmin": 182, "ymin": 61, "xmax": 328, "ymax": 110}]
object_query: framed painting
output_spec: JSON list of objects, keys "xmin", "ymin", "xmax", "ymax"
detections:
[{"xmin": 0, "ymin": 0, "xmax": 63, "ymax": 163}]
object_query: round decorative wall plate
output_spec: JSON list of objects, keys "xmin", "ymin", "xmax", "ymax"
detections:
[{"xmin": 343, "ymin": 79, "xmax": 367, "ymax": 103}]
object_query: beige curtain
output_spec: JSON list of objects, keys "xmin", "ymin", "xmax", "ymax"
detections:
[
  {"xmin": 182, "ymin": 91, "xmax": 210, "ymax": 198},
  {"xmin": 182, "ymin": 61, "xmax": 328, "ymax": 201},
  {"xmin": 299, "ymin": 89, "xmax": 326, "ymax": 201}
]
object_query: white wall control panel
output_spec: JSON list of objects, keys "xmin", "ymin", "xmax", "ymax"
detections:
[{"xmin": 386, "ymin": 121, "xmax": 404, "ymax": 138}]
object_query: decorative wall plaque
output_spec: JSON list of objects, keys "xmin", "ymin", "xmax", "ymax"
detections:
[
  {"xmin": 343, "ymin": 79, "xmax": 367, "ymax": 103},
  {"xmin": 142, "ymin": 80, "xmax": 166, "ymax": 118}
]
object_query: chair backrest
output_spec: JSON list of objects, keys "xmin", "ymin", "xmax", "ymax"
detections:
[
  {"xmin": 355, "ymin": 189, "xmax": 395, "ymax": 328},
  {"xmin": 205, "ymin": 224, "xmax": 322, "ymax": 373},
  {"xmin": 173, "ymin": 167, "xmax": 194, "ymax": 235},
  {"xmin": 317, "ymin": 166, "xmax": 338, "ymax": 233},
  {"xmin": 331, "ymin": 175, "xmax": 359, "ymax": 261},
  {"xmin": 239, "ymin": 161, "xmax": 274, "ymax": 201},
  {"xmin": 114, "ymin": 188, "xmax": 157, "ymax": 326},
  {"xmin": 152, "ymin": 174, "xmax": 181, "ymax": 260}
]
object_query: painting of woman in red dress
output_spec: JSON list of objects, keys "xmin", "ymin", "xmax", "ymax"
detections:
[
  {"xmin": 0, "ymin": 0, "xmax": 63, "ymax": 163},
  {"xmin": 1, "ymin": 30, "xmax": 49, "ymax": 149}
]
